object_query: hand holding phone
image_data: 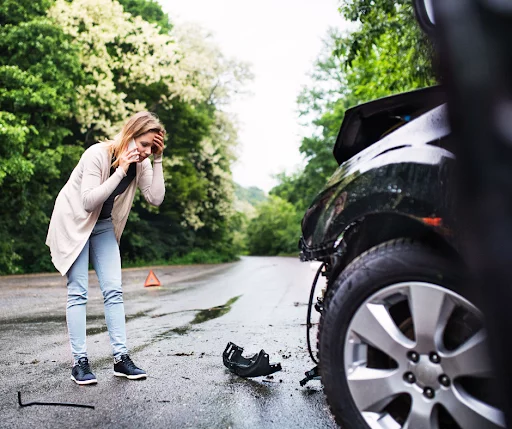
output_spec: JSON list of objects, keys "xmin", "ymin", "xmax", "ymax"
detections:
[{"xmin": 119, "ymin": 144, "xmax": 139, "ymax": 173}]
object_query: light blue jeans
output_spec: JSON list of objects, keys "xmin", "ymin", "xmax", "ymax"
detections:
[{"xmin": 66, "ymin": 218, "xmax": 128, "ymax": 363}]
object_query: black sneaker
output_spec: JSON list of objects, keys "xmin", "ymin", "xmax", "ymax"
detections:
[
  {"xmin": 71, "ymin": 357, "xmax": 97, "ymax": 385},
  {"xmin": 114, "ymin": 355, "xmax": 147, "ymax": 380}
]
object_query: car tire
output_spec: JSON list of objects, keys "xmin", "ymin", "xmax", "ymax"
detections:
[{"xmin": 318, "ymin": 238, "xmax": 503, "ymax": 429}]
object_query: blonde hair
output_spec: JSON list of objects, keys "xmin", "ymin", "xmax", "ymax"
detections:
[{"xmin": 106, "ymin": 112, "xmax": 165, "ymax": 169}]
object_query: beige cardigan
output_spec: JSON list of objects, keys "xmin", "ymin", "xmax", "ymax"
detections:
[{"xmin": 46, "ymin": 142, "xmax": 165, "ymax": 275}]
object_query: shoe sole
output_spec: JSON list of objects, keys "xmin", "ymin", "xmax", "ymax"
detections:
[
  {"xmin": 71, "ymin": 375, "xmax": 97, "ymax": 385},
  {"xmin": 113, "ymin": 371, "xmax": 147, "ymax": 380}
]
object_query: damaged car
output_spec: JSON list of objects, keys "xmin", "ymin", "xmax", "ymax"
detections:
[{"xmin": 298, "ymin": 1, "xmax": 504, "ymax": 428}]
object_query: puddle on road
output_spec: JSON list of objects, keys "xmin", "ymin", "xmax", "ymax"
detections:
[
  {"xmin": 126, "ymin": 310, "xmax": 154, "ymax": 321},
  {"xmin": 155, "ymin": 325, "xmax": 194, "ymax": 340},
  {"xmin": 156, "ymin": 295, "xmax": 242, "ymax": 338},
  {"xmin": 85, "ymin": 309, "xmax": 155, "ymax": 336},
  {"xmin": 169, "ymin": 326, "xmax": 190, "ymax": 335},
  {"xmin": 3, "ymin": 308, "xmax": 155, "ymax": 327},
  {"xmin": 225, "ymin": 374, "xmax": 276, "ymax": 399},
  {"xmin": 82, "ymin": 295, "xmax": 243, "ymax": 357},
  {"xmin": 4, "ymin": 314, "xmax": 99, "ymax": 325},
  {"xmin": 149, "ymin": 295, "xmax": 243, "ymax": 346},
  {"xmin": 150, "ymin": 309, "xmax": 196, "ymax": 318},
  {"xmin": 191, "ymin": 295, "xmax": 241, "ymax": 325},
  {"xmin": 86, "ymin": 326, "xmax": 108, "ymax": 335}
]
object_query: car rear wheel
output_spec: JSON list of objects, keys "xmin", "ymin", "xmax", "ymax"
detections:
[{"xmin": 319, "ymin": 239, "xmax": 505, "ymax": 429}]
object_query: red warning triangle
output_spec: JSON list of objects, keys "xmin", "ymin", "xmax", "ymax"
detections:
[{"xmin": 144, "ymin": 270, "xmax": 161, "ymax": 287}]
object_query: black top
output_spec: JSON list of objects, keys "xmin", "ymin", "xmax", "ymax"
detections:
[{"xmin": 98, "ymin": 162, "xmax": 136, "ymax": 220}]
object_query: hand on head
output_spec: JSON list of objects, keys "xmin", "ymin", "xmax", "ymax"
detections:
[{"xmin": 152, "ymin": 131, "xmax": 165, "ymax": 156}]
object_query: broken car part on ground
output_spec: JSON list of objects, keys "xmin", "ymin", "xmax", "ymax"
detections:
[{"xmin": 223, "ymin": 342, "xmax": 282, "ymax": 378}]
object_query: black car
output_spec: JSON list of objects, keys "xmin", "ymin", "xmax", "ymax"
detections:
[{"xmin": 299, "ymin": 45, "xmax": 504, "ymax": 429}]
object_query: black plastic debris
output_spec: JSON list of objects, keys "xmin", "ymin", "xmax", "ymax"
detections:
[
  {"xmin": 18, "ymin": 391, "xmax": 95, "ymax": 409},
  {"xmin": 223, "ymin": 342, "xmax": 282, "ymax": 377},
  {"xmin": 299, "ymin": 366, "xmax": 321, "ymax": 387}
]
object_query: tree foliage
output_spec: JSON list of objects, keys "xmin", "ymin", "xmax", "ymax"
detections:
[
  {"xmin": 117, "ymin": 0, "xmax": 173, "ymax": 34},
  {"xmin": 339, "ymin": 0, "xmax": 434, "ymax": 87},
  {"xmin": 252, "ymin": 0, "xmax": 437, "ymax": 256},
  {"xmin": 234, "ymin": 184, "xmax": 266, "ymax": 207},
  {"xmin": 0, "ymin": 0, "xmax": 252, "ymax": 274},
  {"xmin": 0, "ymin": 1, "xmax": 86, "ymax": 273},
  {"xmin": 48, "ymin": 0, "xmax": 201, "ymax": 139},
  {"xmin": 246, "ymin": 196, "xmax": 301, "ymax": 256}
]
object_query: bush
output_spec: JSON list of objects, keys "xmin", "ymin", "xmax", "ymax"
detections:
[
  {"xmin": 122, "ymin": 248, "xmax": 239, "ymax": 268},
  {"xmin": 246, "ymin": 196, "xmax": 301, "ymax": 256}
]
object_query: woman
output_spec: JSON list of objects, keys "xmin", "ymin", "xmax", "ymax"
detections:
[{"xmin": 46, "ymin": 111, "xmax": 166, "ymax": 385}]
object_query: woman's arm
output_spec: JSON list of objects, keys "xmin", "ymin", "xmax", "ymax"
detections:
[
  {"xmin": 138, "ymin": 132, "xmax": 165, "ymax": 206},
  {"xmin": 81, "ymin": 146, "xmax": 139, "ymax": 213},
  {"xmin": 138, "ymin": 156, "xmax": 165, "ymax": 206}
]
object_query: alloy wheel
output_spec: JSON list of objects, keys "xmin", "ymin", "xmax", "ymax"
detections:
[{"xmin": 344, "ymin": 282, "xmax": 504, "ymax": 429}]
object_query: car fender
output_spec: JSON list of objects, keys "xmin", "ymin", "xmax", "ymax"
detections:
[{"xmin": 301, "ymin": 143, "xmax": 456, "ymax": 260}]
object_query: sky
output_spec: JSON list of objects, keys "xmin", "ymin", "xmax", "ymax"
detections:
[{"xmin": 160, "ymin": 0, "xmax": 347, "ymax": 193}]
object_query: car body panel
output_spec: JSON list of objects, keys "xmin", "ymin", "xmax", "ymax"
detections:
[
  {"xmin": 334, "ymin": 86, "xmax": 447, "ymax": 165},
  {"xmin": 300, "ymin": 101, "xmax": 456, "ymax": 261}
]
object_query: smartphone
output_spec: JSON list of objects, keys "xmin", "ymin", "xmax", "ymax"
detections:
[{"xmin": 127, "ymin": 138, "xmax": 140, "ymax": 162}]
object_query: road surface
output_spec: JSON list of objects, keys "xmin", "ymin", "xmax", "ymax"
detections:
[{"xmin": 0, "ymin": 256, "xmax": 336, "ymax": 428}]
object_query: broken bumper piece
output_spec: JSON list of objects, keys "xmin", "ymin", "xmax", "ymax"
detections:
[
  {"xmin": 223, "ymin": 342, "xmax": 282, "ymax": 377},
  {"xmin": 299, "ymin": 365, "xmax": 321, "ymax": 386}
]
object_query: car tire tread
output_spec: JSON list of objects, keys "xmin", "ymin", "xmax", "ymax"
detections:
[{"xmin": 317, "ymin": 238, "xmax": 464, "ymax": 428}]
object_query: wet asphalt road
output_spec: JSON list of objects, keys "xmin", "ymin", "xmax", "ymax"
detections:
[{"xmin": 0, "ymin": 256, "xmax": 336, "ymax": 429}]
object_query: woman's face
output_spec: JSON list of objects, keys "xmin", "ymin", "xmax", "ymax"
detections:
[{"xmin": 134, "ymin": 132, "xmax": 157, "ymax": 162}]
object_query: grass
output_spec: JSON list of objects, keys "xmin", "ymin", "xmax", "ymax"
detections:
[{"xmin": 122, "ymin": 249, "xmax": 240, "ymax": 269}]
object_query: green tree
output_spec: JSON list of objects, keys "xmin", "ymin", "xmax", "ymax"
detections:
[
  {"xmin": 339, "ymin": 0, "xmax": 434, "ymax": 85},
  {"xmin": 0, "ymin": 0, "xmax": 52, "ymax": 25},
  {"xmin": 262, "ymin": 0, "xmax": 437, "ymax": 257},
  {"xmin": 246, "ymin": 196, "xmax": 302, "ymax": 256},
  {"xmin": 234, "ymin": 184, "xmax": 267, "ymax": 207},
  {"xmin": 0, "ymin": 0, "xmax": 251, "ymax": 273},
  {"xmin": 117, "ymin": 0, "xmax": 172, "ymax": 33},
  {"xmin": 0, "ymin": 2, "xmax": 85, "ymax": 273}
]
